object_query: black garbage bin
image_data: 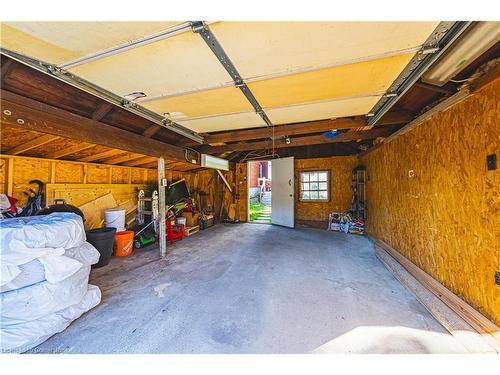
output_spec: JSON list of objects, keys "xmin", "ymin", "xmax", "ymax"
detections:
[{"xmin": 86, "ymin": 227, "xmax": 117, "ymax": 268}]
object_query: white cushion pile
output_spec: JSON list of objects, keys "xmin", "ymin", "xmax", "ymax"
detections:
[{"xmin": 0, "ymin": 213, "xmax": 102, "ymax": 353}]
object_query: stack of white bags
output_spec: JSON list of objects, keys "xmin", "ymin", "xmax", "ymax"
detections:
[{"xmin": 0, "ymin": 212, "xmax": 102, "ymax": 353}]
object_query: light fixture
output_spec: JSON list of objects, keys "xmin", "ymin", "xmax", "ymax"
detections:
[
  {"xmin": 285, "ymin": 137, "xmax": 291, "ymax": 145},
  {"xmin": 201, "ymin": 154, "xmax": 229, "ymax": 171},
  {"xmin": 422, "ymin": 22, "xmax": 500, "ymax": 86}
]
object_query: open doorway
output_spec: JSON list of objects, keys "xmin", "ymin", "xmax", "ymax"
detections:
[{"xmin": 247, "ymin": 160, "xmax": 272, "ymax": 223}]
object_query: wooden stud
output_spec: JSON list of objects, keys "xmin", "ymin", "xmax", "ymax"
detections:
[
  {"xmin": 7, "ymin": 158, "xmax": 14, "ymax": 196},
  {"xmin": 158, "ymin": 157, "xmax": 167, "ymax": 257},
  {"xmin": 83, "ymin": 164, "xmax": 88, "ymax": 184},
  {"xmin": 50, "ymin": 161, "xmax": 56, "ymax": 183}
]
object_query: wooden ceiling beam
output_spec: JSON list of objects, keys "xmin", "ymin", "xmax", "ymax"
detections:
[
  {"xmin": 46, "ymin": 143, "xmax": 95, "ymax": 159},
  {"xmin": 91, "ymin": 102, "xmax": 114, "ymax": 121},
  {"xmin": 1, "ymin": 59, "xmax": 15, "ymax": 81},
  {"xmin": 7, "ymin": 134, "xmax": 61, "ymax": 155},
  {"xmin": 79, "ymin": 149, "xmax": 126, "ymax": 162},
  {"xmin": 103, "ymin": 153, "xmax": 145, "ymax": 165},
  {"xmin": 142, "ymin": 124, "xmax": 161, "ymax": 138},
  {"xmin": 202, "ymin": 112, "xmax": 412, "ymax": 144},
  {"xmin": 1, "ymin": 89, "xmax": 196, "ymax": 164},
  {"xmin": 121, "ymin": 156, "xmax": 158, "ymax": 167},
  {"xmin": 414, "ymin": 81, "xmax": 453, "ymax": 95},
  {"xmin": 200, "ymin": 127, "xmax": 392, "ymax": 154}
]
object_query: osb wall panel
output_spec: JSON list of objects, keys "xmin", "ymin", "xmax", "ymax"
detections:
[
  {"xmin": 87, "ymin": 164, "xmax": 110, "ymax": 184},
  {"xmin": 361, "ymin": 79, "xmax": 500, "ymax": 325},
  {"xmin": 111, "ymin": 167, "xmax": 130, "ymax": 184},
  {"xmin": 55, "ymin": 163, "xmax": 84, "ymax": 183},
  {"xmin": 0, "ymin": 155, "xmax": 157, "ymax": 207},
  {"xmin": 11, "ymin": 158, "xmax": 51, "ymax": 205},
  {"xmin": 46, "ymin": 184, "xmax": 144, "ymax": 207},
  {"xmin": 131, "ymin": 169, "xmax": 146, "ymax": 184},
  {"xmin": 295, "ymin": 156, "xmax": 357, "ymax": 224},
  {"xmin": 194, "ymin": 168, "xmax": 236, "ymax": 219}
]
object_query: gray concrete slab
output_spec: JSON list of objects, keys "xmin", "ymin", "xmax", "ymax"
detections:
[{"xmin": 31, "ymin": 224, "xmax": 468, "ymax": 354}]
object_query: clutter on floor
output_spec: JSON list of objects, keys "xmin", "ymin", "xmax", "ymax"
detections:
[
  {"xmin": 0, "ymin": 212, "xmax": 101, "ymax": 353},
  {"xmin": 327, "ymin": 212, "xmax": 365, "ymax": 235}
]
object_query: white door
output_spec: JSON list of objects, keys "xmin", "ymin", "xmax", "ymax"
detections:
[{"xmin": 271, "ymin": 157, "xmax": 294, "ymax": 228}]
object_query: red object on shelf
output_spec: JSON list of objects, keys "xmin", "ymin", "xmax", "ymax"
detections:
[{"xmin": 166, "ymin": 219, "xmax": 184, "ymax": 245}]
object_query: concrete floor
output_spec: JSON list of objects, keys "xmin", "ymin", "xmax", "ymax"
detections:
[{"xmin": 31, "ymin": 224, "xmax": 468, "ymax": 354}]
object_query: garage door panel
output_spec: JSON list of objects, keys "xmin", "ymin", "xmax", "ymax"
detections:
[
  {"xmin": 69, "ymin": 30, "xmax": 233, "ymax": 97},
  {"xmin": 141, "ymin": 86, "xmax": 253, "ymax": 119},
  {"xmin": 1, "ymin": 23, "xmax": 78, "ymax": 64},
  {"xmin": 177, "ymin": 112, "xmax": 266, "ymax": 133},
  {"xmin": 210, "ymin": 21, "xmax": 439, "ymax": 79},
  {"xmin": 266, "ymin": 96, "xmax": 381, "ymax": 125},
  {"xmin": 2, "ymin": 22, "xmax": 182, "ymax": 64},
  {"xmin": 248, "ymin": 53, "xmax": 414, "ymax": 108}
]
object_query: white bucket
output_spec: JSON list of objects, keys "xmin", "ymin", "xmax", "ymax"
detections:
[{"xmin": 104, "ymin": 208, "xmax": 126, "ymax": 232}]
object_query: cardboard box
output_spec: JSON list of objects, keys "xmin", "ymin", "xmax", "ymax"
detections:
[{"xmin": 182, "ymin": 212, "xmax": 199, "ymax": 227}]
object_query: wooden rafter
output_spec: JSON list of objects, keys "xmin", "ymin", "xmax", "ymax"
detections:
[
  {"xmin": 91, "ymin": 102, "xmax": 114, "ymax": 121},
  {"xmin": 415, "ymin": 81, "xmax": 453, "ymax": 95},
  {"xmin": 7, "ymin": 134, "xmax": 60, "ymax": 155},
  {"xmin": 200, "ymin": 127, "xmax": 393, "ymax": 154},
  {"xmin": 121, "ymin": 156, "xmax": 157, "ymax": 167},
  {"xmin": 202, "ymin": 112, "xmax": 411, "ymax": 144},
  {"xmin": 46, "ymin": 143, "xmax": 95, "ymax": 159},
  {"xmin": 1, "ymin": 59, "xmax": 15, "ymax": 80},
  {"xmin": 102, "ymin": 153, "xmax": 145, "ymax": 165},
  {"xmin": 79, "ymin": 149, "xmax": 126, "ymax": 162},
  {"xmin": 1, "ymin": 89, "xmax": 196, "ymax": 164},
  {"xmin": 142, "ymin": 124, "xmax": 161, "ymax": 138}
]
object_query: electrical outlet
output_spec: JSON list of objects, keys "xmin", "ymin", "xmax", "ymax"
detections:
[
  {"xmin": 487, "ymin": 154, "xmax": 497, "ymax": 171},
  {"xmin": 495, "ymin": 272, "xmax": 500, "ymax": 286}
]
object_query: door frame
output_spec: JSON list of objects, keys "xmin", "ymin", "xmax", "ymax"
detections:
[{"xmin": 246, "ymin": 160, "xmax": 272, "ymax": 224}]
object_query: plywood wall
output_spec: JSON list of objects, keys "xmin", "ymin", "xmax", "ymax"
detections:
[
  {"xmin": 194, "ymin": 167, "xmax": 238, "ymax": 220},
  {"xmin": 294, "ymin": 156, "xmax": 357, "ymax": 227},
  {"xmin": 361, "ymin": 78, "xmax": 500, "ymax": 325},
  {"xmin": 0, "ymin": 155, "xmax": 157, "ymax": 207}
]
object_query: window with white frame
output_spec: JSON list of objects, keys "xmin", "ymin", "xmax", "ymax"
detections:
[{"xmin": 299, "ymin": 170, "xmax": 330, "ymax": 201}]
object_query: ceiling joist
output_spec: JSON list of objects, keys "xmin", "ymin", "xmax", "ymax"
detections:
[
  {"xmin": 203, "ymin": 111, "xmax": 412, "ymax": 144},
  {"xmin": 0, "ymin": 89, "xmax": 197, "ymax": 164},
  {"xmin": 8, "ymin": 134, "xmax": 61, "ymax": 155},
  {"xmin": 103, "ymin": 153, "xmax": 146, "ymax": 165},
  {"xmin": 201, "ymin": 127, "xmax": 393, "ymax": 154},
  {"xmin": 46, "ymin": 143, "xmax": 95, "ymax": 159}
]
